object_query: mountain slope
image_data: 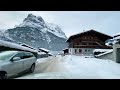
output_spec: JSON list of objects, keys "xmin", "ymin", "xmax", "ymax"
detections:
[
  {"xmin": 3, "ymin": 14, "xmax": 68, "ymax": 51},
  {"xmin": 0, "ymin": 29, "xmax": 14, "ymax": 42}
]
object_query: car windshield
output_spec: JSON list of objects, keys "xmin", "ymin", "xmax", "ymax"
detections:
[{"xmin": 0, "ymin": 51, "xmax": 17, "ymax": 61}]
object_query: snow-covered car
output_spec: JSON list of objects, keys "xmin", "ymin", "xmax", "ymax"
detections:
[{"xmin": 0, "ymin": 51, "xmax": 37, "ymax": 79}]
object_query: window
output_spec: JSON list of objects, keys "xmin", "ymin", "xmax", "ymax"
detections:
[
  {"xmin": 24, "ymin": 52, "xmax": 34, "ymax": 59},
  {"xmin": 13, "ymin": 52, "xmax": 34, "ymax": 60},
  {"xmin": 75, "ymin": 49, "xmax": 77, "ymax": 54},
  {"xmin": 93, "ymin": 43, "xmax": 97, "ymax": 45},
  {"xmin": 75, "ymin": 42, "xmax": 79, "ymax": 45},
  {"xmin": 12, "ymin": 53, "xmax": 24, "ymax": 60},
  {"xmin": 88, "ymin": 49, "xmax": 90, "ymax": 52},
  {"xmin": 82, "ymin": 43, "xmax": 87, "ymax": 45},
  {"xmin": 88, "ymin": 43, "xmax": 91, "ymax": 45},
  {"xmin": 69, "ymin": 49, "xmax": 71, "ymax": 52},
  {"xmin": 0, "ymin": 51, "xmax": 17, "ymax": 61},
  {"xmin": 85, "ymin": 49, "xmax": 87, "ymax": 52},
  {"xmin": 79, "ymin": 49, "xmax": 82, "ymax": 53}
]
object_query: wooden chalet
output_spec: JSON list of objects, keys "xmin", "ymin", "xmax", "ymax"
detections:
[{"xmin": 66, "ymin": 29, "xmax": 113, "ymax": 55}]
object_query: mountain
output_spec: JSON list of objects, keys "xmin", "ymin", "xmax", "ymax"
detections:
[
  {"xmin": 0, "ymin": 29, "xmax": 14, "ymax": 42},
  {"xmin": 2, "ymin": 14, "xmax": 68, "ymax": 51}
]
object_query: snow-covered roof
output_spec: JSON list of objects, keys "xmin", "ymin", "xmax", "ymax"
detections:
[
  {"xmin": 63, "ymin": 48, "xmax": 68, "ymax": 51},
  {"xmin": 38, "ymin": 48, "xmax": 49, "ymax": 52},
  {"xmin": 20, "ymin": 43, "xmax": 36, "ymax": 50},
  {"xmin": 95, "ymin": 49, "xmax": 113, "ymax": 57},
  {"xmin": 0, "ymin": 40, "xmax": 37, "ymax": 53},
  {"xmin": 37, "ymin": 51, "xmax": 53, "ymax": 56},
  {"xmin": 66, "ymin": 29, "xmax": 112, "ymax": 42},
  {"xmin": 37, "ymin": 52, "xmax": 46, "ymax": 55},
  {"xmin": 49, "ymin": 51, "xmax": 64, "ymax": 55},
  {"xmin": 93, "ymin": 49, "xmax": 112, "ymax": 53},
  {"xmin": 114, "ymin": 32, "xmax": 120, "ymax": 37},
  {"xmin": 114, "ymin": 36, "xmax": 120, "ymax": 40}
]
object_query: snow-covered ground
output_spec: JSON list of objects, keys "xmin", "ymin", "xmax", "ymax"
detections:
[{"xmin": 17, "ymin": 55, "xmax": 120, "ymax": 79}]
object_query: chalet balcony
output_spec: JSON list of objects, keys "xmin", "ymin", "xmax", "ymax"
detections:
[
  {"xmin": 68, "ymin": 44, "xmax": 112, "ymax": 49},
  {"xmin": 73, "ymin": 45, "xmax": 100, "ymax": 48},
  {"xmin": 81, "ymin": 40, "xmax": 105, "ymax": 45}
]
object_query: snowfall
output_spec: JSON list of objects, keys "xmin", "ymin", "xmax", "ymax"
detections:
[{"xmin": 16, "ymin": 55, "xmax": 120, "ymax": 79}]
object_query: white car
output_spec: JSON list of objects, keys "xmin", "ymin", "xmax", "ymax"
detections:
[{"xmin": 0, "ymin": 51, "xmax": 37, "ymax": 79}]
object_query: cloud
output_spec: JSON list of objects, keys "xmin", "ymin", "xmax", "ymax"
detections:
[
  {"xmin": 0, "ymin": 11, "xmax": 57, "ymax": 29},
  {"xmin": 16, "ymin": 11, "xmax": 57, "ymax": 22},
  {"xmin": 0, "ymin": 11, "xmax": 120, "ymax": 37}
]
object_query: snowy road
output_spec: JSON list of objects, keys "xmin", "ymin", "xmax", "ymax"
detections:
[
  {"xmin": 17, "ymin": 55, "xmax": 120, "ymax": 79},
  {"xmin": 34, "ymin": 56, "xmax": 67, "ymax": 73},
  {"xmin": 17, "ymin": 55, "xmax": 68, "ymax": 79}
]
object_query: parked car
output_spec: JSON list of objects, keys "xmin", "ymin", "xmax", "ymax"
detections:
[{"xmin": 0, "ymin": 50, "xmax": 37, "ymax": 79}]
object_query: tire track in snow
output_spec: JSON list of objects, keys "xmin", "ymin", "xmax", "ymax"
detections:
[
  {"xmin": 34, "ymin": 55, "xmax": 67, "ymax": 73},
  {"xmin": 17, "ymin": 55, "xmax": 68, "ymax": 78}
]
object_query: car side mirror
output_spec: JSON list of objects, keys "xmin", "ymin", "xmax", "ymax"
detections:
[{"xmin": 11, "ymin": 57, "xmax": 21, "ymax": 61}]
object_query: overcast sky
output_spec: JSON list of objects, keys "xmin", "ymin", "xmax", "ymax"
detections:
[{"xmin": 0, "ymin": 11, "xmax": 120, "ymax": 38}]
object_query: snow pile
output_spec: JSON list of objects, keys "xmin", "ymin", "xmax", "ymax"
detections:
[
  {"xmin": 95, "ymin": 49, "xmax": 113, "ymax": 57},
  {"xmin": 61, "ymin": 55, "xmax": 120, "ymax": 79},
  {"xmin": 49, "ymin": 51, "xmax": 64, "ymax": 55},
  {"xmin": 36, "ymin": 57, "xmax": 51, "ymax": 63},
  {"xmin": 93, "ymin": 49, "xmax": 112, "ymax": 53}
]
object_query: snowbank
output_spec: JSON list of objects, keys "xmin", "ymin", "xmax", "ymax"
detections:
[
  {"xmin": 93, "ymin": 49, "xmax": 112, "ymax": 53},
  {"xmin": 17, "ymin": 55, "xmax": 120, "ymax": 79},
  {"xmin": 95, "ymin": 49, "xmax": 113, "ymax": 57}
]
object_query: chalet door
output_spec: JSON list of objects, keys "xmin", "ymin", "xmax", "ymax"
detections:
[
  {"xmin": 75, "ymin": 49, "xmax": 77, "ymax": 54},
  {"xmin": 79, "ymin": 49, "xmax": 82, "ymax": 54}
]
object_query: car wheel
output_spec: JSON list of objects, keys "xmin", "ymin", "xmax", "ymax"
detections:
[
  {"xmin": 0, "ymin": 73, "xmax": 6, "ymax": 79},
  {"xmin": 30, "ymin": 64, "xmax": 35, "ymax": 73}
]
